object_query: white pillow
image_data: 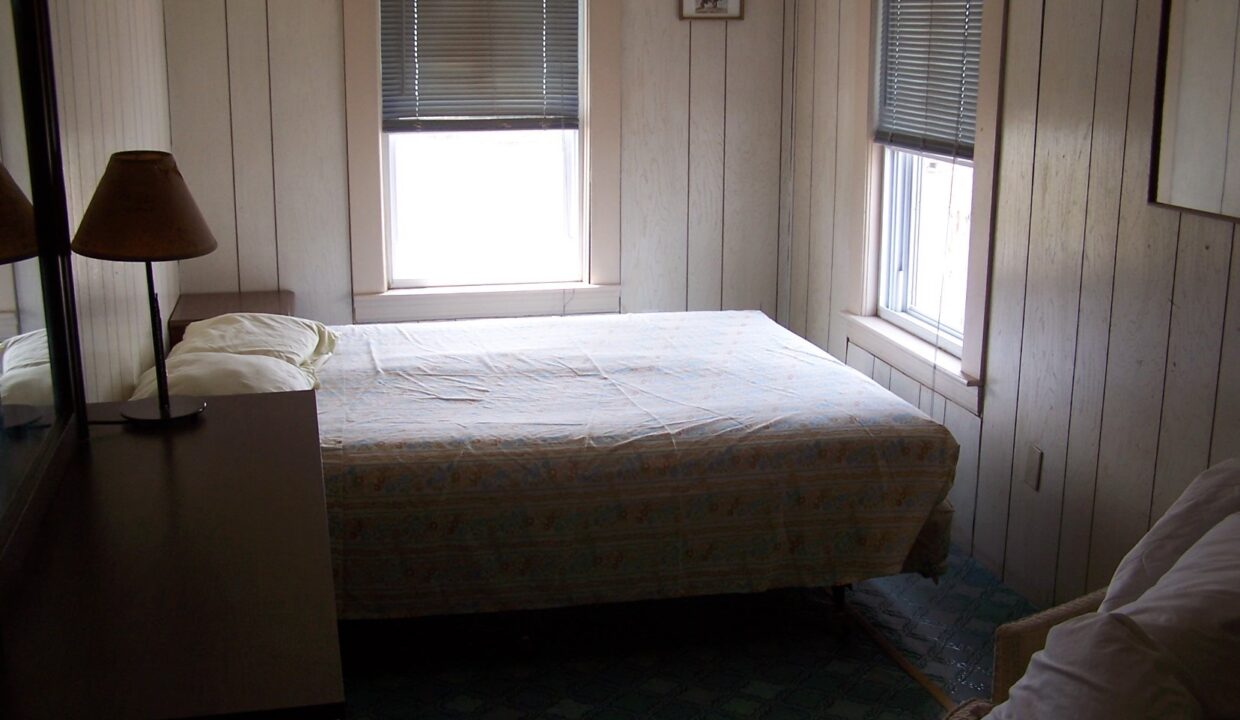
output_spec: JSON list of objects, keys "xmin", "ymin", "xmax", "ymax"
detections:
[
  {"xmin": 0, "ymin": 363, "xmax": 53, "ymax": 405},
  {"xmin": 0, "ymin": 328, "xmax": 49, "ymax": 373},
  {"xmin": 170, "ymin": 313, "xmax": 337, "ymax": 372},
  {"xmin": 130, "ymin": 352, "xmax": 315, "ymax": 400},
  {"xmin": 1113, "ymin": 512, "xmax": 1240, "ymax": 719},
  {"xmin": 988, "ymin": 611, "xmax": 1201, "ymax": 720},
  {"xmin": 1101, "ymin": 458, "xmax": 1240, "ymax": 612}
]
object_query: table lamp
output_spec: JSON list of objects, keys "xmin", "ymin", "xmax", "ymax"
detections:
[
  {"xmin": 71, "ymin": 151, "xmax": 217, "ymax": 423},
  {"xmin": 0, "ymin": 162, "xmax": 43, "ymax": 429}
]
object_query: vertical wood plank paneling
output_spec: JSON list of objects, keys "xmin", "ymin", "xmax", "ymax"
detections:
[
  {"xmin": 1055, "ymin": 0, "xmax": 1137, "ymax": 603},
  {"xmin": 776, "ymin": 0, "xmax": 797, "ymax": 325},
  {"xmin": 944, "ymin": 402, "xmax": 982, "ymax": 552},
  {"xmin": 974, "ymin": 0, "xmax": 1045, "ymax": 572},
  {"xmin": 845, "ymin": 342, "xmax": 875, "ymax": 376},
  {"xmin": 1162, "ymin": 2, "xmax": 1237, "ymax": 210},
  {"xmin": 805, "ymin": 0, "xmax": 840, "ymax": 348},
  {"xmin": 49, "ymin": 0, "xmax": 175, "ymax": 401},
  {"xmin": 1004, "ymin": 0, "xmax": 1103, "ymax": 605},
  {"xmin": 787, "ymin": 0, "xmax": 817, "ymax": 336},
  {"xmin": 62, "ymin": 0, "xmax": 104, "ymax": 399},
  {"xmin": 586, "ymin": 0, "xmax": 622, "ymax": 287},
  {"xmin": 889, "ymin": 369, "xmax": 921, "ymax": 407},
  {"xmin": 267, "ymin": 0, "xmax": 353, "ymax": 324},
  {"xmin": 1087, "ymin": 0, "xmax": 1184, "ymax": 589},
  {"xmin": 825, "ymin": 1, "xmax": 871, "ymax": 360},
  {"xmin": 620, "ymin": 0, "xmax": 689, "ymax": 313},
  {"xmin": 721, "ymin": 3, "xmax": 783, "ymax": 315},
  {"xmin": 1214, "ymin": 243, "xmax": 1240, "ymax": 464},
  {"xmin": 872, "ymin": 357, "xmax": 892, "ymax": 390},
  {"xmin": 165, "ymin": 0, "xmax": 240, "ymax": 294},
  {"xmin": 686, "ymin": 22, "xmax": 725, "ymax": 311},
  {"xmin": 226, "ymin": 0, "xmax": 280, "ymax": 291},
  {"xmin": 1150, "ymin": 219, "xmax": 1233, "ymax": 520}
]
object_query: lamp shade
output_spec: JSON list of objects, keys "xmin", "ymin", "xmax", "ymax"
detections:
[
  {"xmin": 0, "ymin": 162, "xmax": 37, "ymax": 265},
  {"xmin": 70, "ymin": 151, "xmax": 217, "ymax": 262}
]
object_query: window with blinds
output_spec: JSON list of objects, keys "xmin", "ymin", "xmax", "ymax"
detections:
[
  {"xmin": 380, "ymin": 0, "xmax": 580, "ymax": 132},
  {"xmin": 379, "ymin": 0, "xmax": 584, "ymax": 289},
  {"xmin": 875, "ymin": 0, "xmax": 981, "ymax": 356},
  {"xmin": 876, "ymin": 0, "xmax": 982, "ymax": 160}
]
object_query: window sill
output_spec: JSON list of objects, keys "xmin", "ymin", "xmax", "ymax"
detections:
[
  {"xmin": 844, "ymin": 313, "xmax": 981, "ymax": 414},
  {"xmin": 354, "ymin": 282, "xmax": 620, "ymax": 324}
]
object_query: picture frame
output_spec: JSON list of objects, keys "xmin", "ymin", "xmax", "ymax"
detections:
[{"xmin": 680, "ymin": 0, "xmax": 743, "ymax": 20}]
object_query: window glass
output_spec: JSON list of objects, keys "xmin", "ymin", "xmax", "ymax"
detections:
[
  {"xmin": 879, "ymin": 147, "xmax": 972, "ymax": 353},
  {"xmin": 387, "ymin": 130, "xmax": 581, "ymax": 287},
  {"xmin": 381, "ymin": 0, "xmax": 581, "ymax": 288}
]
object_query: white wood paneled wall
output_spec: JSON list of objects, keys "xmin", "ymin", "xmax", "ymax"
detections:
[
  {"xmin": 795, "ymin": 0, "xmax": 1240, "ymax": 606},
  {"xmin": 782, "ymin": 0, "xmax": 873, "ymax": 357},
  {"xmin": 1, "ymin": 3, "xmax": 44, "ymax": 337},
  {"xmin": 164, "ymin": 0, "xmax": 353, "ymax": 325},
  {"xmin": 166, "ymin": 0, "xmax": 789, "ymax": 323},
  {"xmin": 619, "ymin": 0, "xmax": 788, "ymax": 316},
  {"xmin": 48, "ymin": 0, "xmax": 180, "ymax": 402}
]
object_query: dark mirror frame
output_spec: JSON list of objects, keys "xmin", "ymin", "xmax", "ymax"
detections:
[{"xmin": 0, "ymin": 0, "xmax": 86, "ymax": 587}]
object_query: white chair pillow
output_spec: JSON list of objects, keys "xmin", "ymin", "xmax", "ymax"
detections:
[
  {"xmin": 171, "ymin": 312, "xmax": 337, "ymax": 371},
  {"xmin": 131, "ymin": 352, "xmax": 315, "ymax": 400},
  {"xmin": 988, "ymin": 611, "xmax": 1201, "ymax": 720},
  {"xmin": 1113, "ymin": 512, "xmax": 1240, "ymax": 719},
  {"xmin": 1101, "ymin": 458, "xmax": 1240, "ymax": 612}
]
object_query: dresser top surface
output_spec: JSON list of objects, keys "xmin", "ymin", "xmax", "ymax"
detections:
[{"xmin": 1, "ymin": 390, "xmax": 342, "ymax": 719}]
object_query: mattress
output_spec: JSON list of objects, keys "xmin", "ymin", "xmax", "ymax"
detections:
[{"xmin": 317, "ymin": 310, "xmax": 958, "ymax": 619}]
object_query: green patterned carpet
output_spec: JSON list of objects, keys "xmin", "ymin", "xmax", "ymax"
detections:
[{"xmin": 339, "ymin": 549, "xmax": 1036, "ymax": 719}]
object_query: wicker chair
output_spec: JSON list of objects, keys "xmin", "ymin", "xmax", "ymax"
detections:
[{"xmin": 943, "ymin": 587, "xmax": 1108, "ymax": 719}]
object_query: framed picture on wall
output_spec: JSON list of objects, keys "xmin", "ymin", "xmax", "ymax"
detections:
[{"xmin": 680, "ymin": 0, "xmax": 743, "ymax": 20}]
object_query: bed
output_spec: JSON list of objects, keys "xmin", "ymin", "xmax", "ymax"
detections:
[{"xmin": 314, "ymin": 310, "xmax": 958, "ymax": 619}]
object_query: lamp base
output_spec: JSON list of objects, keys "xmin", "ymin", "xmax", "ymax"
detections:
[
  {"xmin": 120, "ymin": 396, "xmax": 206, "ymax": 424},
  {"xmin": 2, "ymin": 404, "xmax": 43, "ymax": 430}
]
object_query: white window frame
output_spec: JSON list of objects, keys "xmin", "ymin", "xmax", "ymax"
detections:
[
  {"xmin": 343, "ymin": 0, "xmax": 620, "ymax": 323},
  {"xmin": 842, "ymin": 0, "xmax": 1006, "ymax": 415}
]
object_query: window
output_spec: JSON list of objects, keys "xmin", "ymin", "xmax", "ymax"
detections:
[
  {"xmin": 380, "ymin": 0, "xmax": 581, "ymax": 288},
  {"xmin": 875, "ymin": 0, "xmax": 982, "ymax": 357}
]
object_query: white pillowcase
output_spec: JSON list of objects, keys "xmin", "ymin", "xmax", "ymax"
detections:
[
  {"xmin": 130, "ymin": 352, "xmax": 315, "ymax": 400},
  {"xmin": 988, "ymin": 611, "xmax": 1201, "ymax": 720},
  {"xmin": 1113, "ymin": 512, "xmax": 1240, "ymax": 719},
  {"xmin": 0, "ymin": 363, "xmax": 53, "ymax": 405},
  {"xmin": 1101, "ymin": 458, "xmax": 1240, "ymax": 612},
  {"xmin": 0, "ymin": 328, "xmax": 49, "ymax": 373},
  {"xmin": 171, "ymin": 313, "xmax": 337, "ymax": 374}
]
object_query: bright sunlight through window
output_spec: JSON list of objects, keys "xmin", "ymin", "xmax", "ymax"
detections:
[
  {"xmin": 386, "ymin": 130, "xmax": 581, "ymax": 288},
  {"xmin": 879, "ymin": 146, "xmax": 972, "ymax": 354}
]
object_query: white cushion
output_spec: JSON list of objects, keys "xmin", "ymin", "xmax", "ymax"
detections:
[
  {"xmin": 988, "ymin": 611, "xmax": 1201, "ymax": 720},
  {"xmin": 1113, "ymin": 512, "xmax": 1240, "ymax": 719},
  {"xmin": 130, "ymin": 352, "xmax": 315, "ymax": 400},
  {"xmin": 1101, "ymin": 458, "xmax": 1240, "ymax": 612},
  {"xmin": 171, "ymin": 312, "xmax": 337, "ymax": 374},
  {"xmin": 0, "ymin": 328, "xmax": 49, "ymax": 373}
]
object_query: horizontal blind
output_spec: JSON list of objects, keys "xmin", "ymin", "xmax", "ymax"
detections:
[
  {"xmin": 381, "ymin": 0, "xmax": 579, "ymax": 132},
  {"xmin": 877, "ymin": 0, "xmax": 982, "ymax": 159}
]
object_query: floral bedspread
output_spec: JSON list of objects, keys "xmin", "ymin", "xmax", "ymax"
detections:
[{"xmin": 317, "ymin": 311, "xmax": 958, "ymax": 619}]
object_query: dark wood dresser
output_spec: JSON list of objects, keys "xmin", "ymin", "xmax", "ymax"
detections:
[{"xmin": 0, "ymin": 391, "xmax": 343, "ymax": 719}]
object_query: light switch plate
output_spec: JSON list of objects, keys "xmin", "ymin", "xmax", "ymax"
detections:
[{"xmin": 1024, "ymin": 444, "xmax": 1044, "ymax": 492}]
